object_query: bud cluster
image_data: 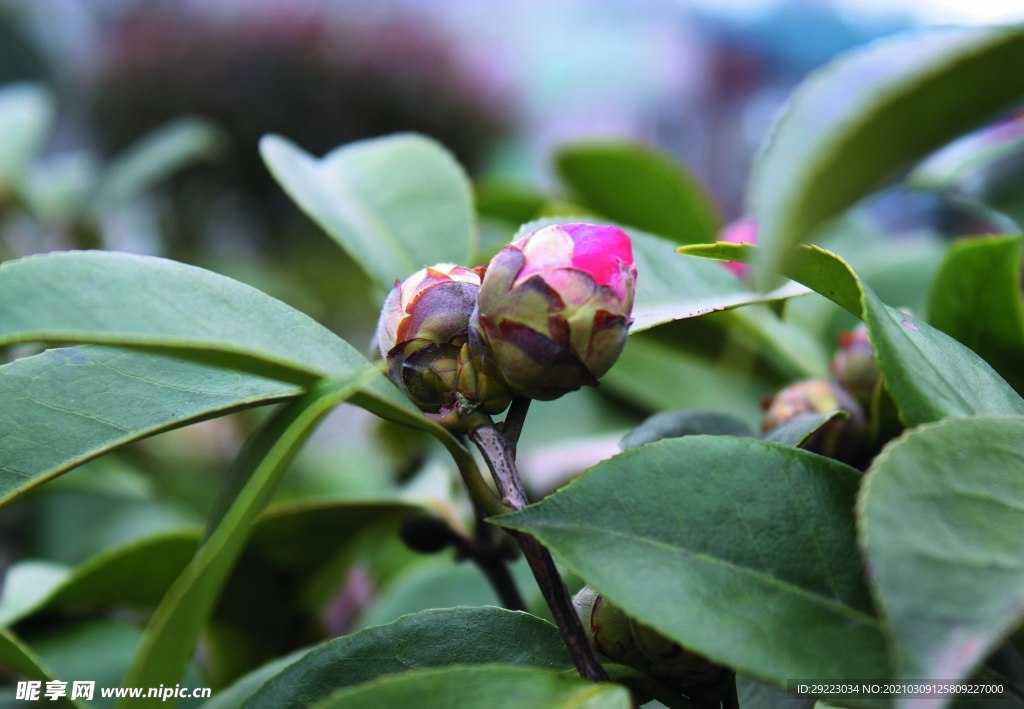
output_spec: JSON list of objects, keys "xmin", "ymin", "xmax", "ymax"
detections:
[
  {"xmin": 376, "ymin": 223, "xmax": 637, "ymax": 428},
  {"xmin": 761, "ymin": 324, "xmax": 882, "ymax": 466}
]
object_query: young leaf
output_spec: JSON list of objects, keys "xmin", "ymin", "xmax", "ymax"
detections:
[
  {"xmin": 681, "ymin": 242, "xmax": 1024, "ymax": 425},
  {"xmin": 0, "ymin": 83, "xmax": 56, "ymax": 191},
  {"xmin": 762, "ymin": 412, "xmax": 844, "ymax": 448},
  {"xmin": 260, "ymin": 133, "xmax": 475, "ymax": 291},
  {"xmin": 309, "ymin": 665, "xmax": 630, "ymax": 709},
  {"xmin": 750, "ymin": 27, "xmax": 1024, "ymax": 286},
  {"xmin": 0, "ymin": 347, "xmax": 299, "ymax": 505},
  {"xmin": 555, "ymin": 141, "xmax": 719, "ymax": 244},
  {"xmin": 928, "ymin": 234, "xmax": 1024, "ymax": 392},
  {"xmin": 498, "ymin": 436, "xmax": 891, "ymax": 687},
  {"xmin": 118, "ymin": 371, "xmax": 372, "ymax": 704},
  {"xmin": 620, "ymin": 409, "xmax": 753, "ymax": 450},
  {"xmin": 859, "ymin": 416, "xmax": 1024, "ymax": 705},
  {"xmin": 241, "ymin": 607, "xmax": 570, "ymax": 708}
]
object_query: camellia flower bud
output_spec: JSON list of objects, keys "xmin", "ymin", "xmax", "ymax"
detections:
[
  {"xmin": 761, "ymin": 379, "xmax": 868, "ymax": 465},
  {"xmin": 830, "ymin": 325, "xmax": 880, "ymax": 409},
  {"xmin": 471, "ymin": 223, "xmax": 637, "ymax": 400},
  {"xmin": 376, "ymin": 264, "xmax": 511, "ymax": 421},
  {"xmin": 572, "ymin": 586, "xmax": 647, "ymax": 668}
]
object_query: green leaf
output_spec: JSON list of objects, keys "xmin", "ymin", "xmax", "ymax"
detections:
[
  {"xmin": 93, "ymin": 117, "xmax": 227, "ymax": 216},
  {"xmin": 928, "ymin": 235, "xmax": 1024, "ymax": 393},
  {"xmin": 0, "ymin": 626, "xmax": 60, "ymax": 685},
  {"xmin": 0, "ymin": 561, "xmax": 68, "ymax": 627},
  {"xmin": 554, "ymin": 141, "xmax": 719, "ymax": 244},
  {"xmin": 499, "ymin": 436, "xmax": 891, "ymax": 686},
  {"xmin": 763, "ymin": 412, "xmax": 844, "ymax": 448},
  {"xmin": 859, "ymin": 416, "xmax": 1024, "ymax": 704},
  {"xmin": 260, "ymin": 133, "xmax": 475, "ymax": 291},
  {"xmin": 0, "ymin": 83, "xmax": 55, "ymax": 191},
  {"xmin": 0, "ymin": 346, "xmax": 298, "ymax": 504},
  {"xmin": 243, "ymin": 607, "xmax": 570, "ymax": 708},
  {"xmin": 309, "ymin": 665, "xmax": 630, "ymax": 709},
  {"xmin": 750, "ymin": 27, "xmax": 1024, "ymax": 286},
  {"xmin": 620, "ymin": 409, "xmax": 753, "ymax": 450},
  {"xmin": 118, "ymin": 371, "xmax": 372, "ymax": 705},
  {"xmin": 680, "ymin": 242, "xmax": 1024, "ymax": 425}
]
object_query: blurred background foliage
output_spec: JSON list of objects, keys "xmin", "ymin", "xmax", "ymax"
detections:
[{"xmin": 1, "ymin": 0, "xmax": 1023, "ymax": 699}]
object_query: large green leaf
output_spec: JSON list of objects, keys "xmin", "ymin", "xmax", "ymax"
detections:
[
  {"xmin": 241, "ymin": 607, "xmax": 570, "ymax": 708},
  {"xmin": 750, "ymin": 27, "xmax": 1024, "ymax": 286},
  {"xmin": 0, "ymin": 346, "xmax": 298, "ymax": 504},
  {"xmin": 554, "ymin": 141, "xmax": 719, "ymax": 244},
  {"xmin": 681, "ymin": 242, "xmax": 1024, "ymax": 425},
  {"xmin": 118, "ymin": 372, "xmax": 371, "ymax": 705},
  {"xmin": 499, "ymin": 436, "xmax": 891, "ymax": 687},
  {"xmin": 0, "ymin": 83, "xmax": 55, "ymax": 191},
  {"xmin": 261, "ymin": 133, "xmax": 474, "ymax": 291},
  {"xmin": 859, "ymin": 416, "xmax": 1024, "ymax": 706},
  {"xmin": 310, "ymin": 665, "xmax": 630, "ymax": 709},
  {"xmin": 928, "ymin": 235, "xmax": 1024, "ymax": 392}
]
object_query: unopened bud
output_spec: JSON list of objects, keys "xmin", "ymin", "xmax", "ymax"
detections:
[
  {"xmin": 830, "ymin": 325, "xmax": 880, "ymax": 408},
  {"xmin": 762, "ymin": 379, "xmax": 869, "ymax": 465},
  {"xmin": 472, "ymin": 223, "xmax": 637, "ymax": 401}
]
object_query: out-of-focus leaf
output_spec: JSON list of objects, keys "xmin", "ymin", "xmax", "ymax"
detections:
[
  {"xmin": 750, "ymin": 27, "xmax": 1024, "ymax": 286},
  {"xmin": 0, "ymin": 347, "xmax": 298, "ymax": 504},
  {"xmin": 309, "ymin": 665, "xmax": 630, "ymax": 709},
  {"xmin": 555, "ymin": 141, "xmax": 719, "ymax": 244},
  {"xmin": 0, "ymin": 83, "xmax": 55, "ymax": 191},
  {"xmin": 474, "ymin": 179, "xmax": 546, "ymax": 226},
  {"xmin": 499, "ymin": 437, "xmax": 889, "ymax": 686},
  {"xmin": 928, "ymin": 235, "xmax": 1024, "ymax": 392},
  {"xmin": 119, "ymin": 373, "xmax": 371, "ymax": 704},
  {"xmin": 93, "ymin": 117, "xmax": 227, "ymax": 215},
  {"xmin": 620, "ymin": 409, "xmax": 753, "ymax": 450},
  {"xmin": 0, "ymin": 627, "xmax": 69, "ymax": 703},
  {"xmin": 244, "ymin": 607, "xmax": 570, "ymax": 708},
  {"xmin": 0, "ymin": 561, "xmax": 68, "ymax": 627},
  {"xmin": 859, "ymin": 416, "xmax": 1024, "ymax": 708},
  {"xmin": 261, "ymin": 133, "xmax": 474, "ymax": 291},
  {"xmin": 681, "ymin": 242, "xmax": 1024, "ymax": 425}
]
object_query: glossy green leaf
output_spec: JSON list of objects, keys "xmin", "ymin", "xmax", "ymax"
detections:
[
  {"xmin": 119, "ymin": 372, "xmax": 371, "ymax": 705},
  {"xmin": 0, "ymin": 346, "xmax": 298, "ymax": 505},
  {"xmin": 202, "ymin": 648, "xmax": 310, "ymax": 709},
  {"xmin": 244, "ymin": 607, "xmax": 570, "ymax": 708},
  {"xmin": 750, "ymin": 27, "xmax": 1024, "ymax": 286},
  {"xmin": 928, "ymin": 235, "xmax": 1024, "ymax": 392},
  {"xmin": 555, "ymin": 141, "xmax": 719, "ymax": 244},
  {"xmin": 681, "ymin": 242, "xmax": 1024, "ymax": 425},
  {"xmin": 93, "ymin": 117, "xmax": 227, "ymax": 215},
  {"xmin": 261, "ymin": 133, "xmax": 474, "ymax": 291},
  {"xmin": 310, "ymin": 665, "xmax": 630, "ymax": 709},
  {"xmin": 0, "ymin": 83, "xmax": 55, "ymax": 191},
  {"xmin": 620, "ymin": 409, "xmax": 753, "ymax": 450},
  {"xmin": 499, "ymin": 436, "xmax": 890, "ymax": 686},
  {"xmin": 763, "ymin": 412, "xmax": 844, "ymax": 447},
  {"xmin": 859, "ymin": 416, "xmax": 1024, "ymax": 706}
]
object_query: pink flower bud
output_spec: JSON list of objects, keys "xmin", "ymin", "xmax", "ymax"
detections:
[{"xmin": 471, "ymin": 223, "xmax": 637, "ymax": 400}]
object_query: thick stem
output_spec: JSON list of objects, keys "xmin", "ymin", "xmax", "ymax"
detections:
[{"xmin": 470, "ymin": 421, "xmax": 608, "ymax": 682}]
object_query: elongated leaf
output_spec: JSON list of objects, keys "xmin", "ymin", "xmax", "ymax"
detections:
[
  {"xmin": 681, "ymin": 242, "xmax": 1024, "ymax": 425},
  {"xmin": 499, "ymin": 436, "xmax": 891, "ymax": 686},
  {"xmin": 261, "ymin": 133, "xmax": 474, "ymax": 291},
  {"xmin": 555, "ymin": 141, "xmax": 719, "ymax": 244},
  {"xmin": 0, "ymin": 347, "xmax": 298, "ymax": 504},
  {"xmin": 750, "ymin": 27, "xmax": 1024, "ymax": 285},
  {"xmin": 243, "ymin": 607, "xmax": 569, "ymax": 708},
  {"xmin": 928, "ymin": 235, "xmax": 1024, "ymax": 392},
  {"xmin": 763, "ymin": 412, "xmax": 842, "ymax": 447},
  {"xmin": 118, "ymin": 372, "xmax": 372, "ymax": 705},
  {"xmin": 859, "ymin": 416, "xmax": 1024, "ymax": 708},
  {"xmin": 93, "ymin": 117, "xmax": 227, "ymax": 215},
  {"xmin": 310, "ymin": 665, "xmax": 630, "ymax": 709},
  {"xmin": 620, "ymin": 409, "xmax": 753, "ymax": 450},
  {"xmin": 0, "ymin": 83, "xmax": 55, "ymax": 191}
]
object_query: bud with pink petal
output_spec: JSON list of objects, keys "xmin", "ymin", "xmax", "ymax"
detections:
[
  {"xmin": 376, "ymin": 264, "xmax": 511, "ymax": 421},
  {"xmin": 718, "ymin": 217, "xmax": 757, "ymax": 279},
  {"xmin": 471, "ymin": 223, "xmax": 637, "ymax": 401}
]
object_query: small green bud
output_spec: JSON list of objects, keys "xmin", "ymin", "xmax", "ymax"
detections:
[
  {"xmin": 398, "ymin": 514, "xmax": 457, "ymax": 554},
  {"xmin": 629, "ymin": 620, "xmax": 723, "ymax": 687},
  {"xmin": 572, "ymin": 586, "xmax": 647, "ymax": 668}
]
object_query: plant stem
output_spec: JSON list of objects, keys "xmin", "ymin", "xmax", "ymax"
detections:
[
  {"xmin": 470, "ymin": 421, "xmax": 608, "ymax": 682},
  {"xmin": 463, "ymin": 498, "xmax": 526, "ymax": 611},
  {"xmin": 500, "ymin": 397, "xmax": 531, "ymax": 450}
]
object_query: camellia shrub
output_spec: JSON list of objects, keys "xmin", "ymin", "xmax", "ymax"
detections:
[{"xmin": 2, "ymin": 26, "xmax": 1024, "ymax": 709}]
